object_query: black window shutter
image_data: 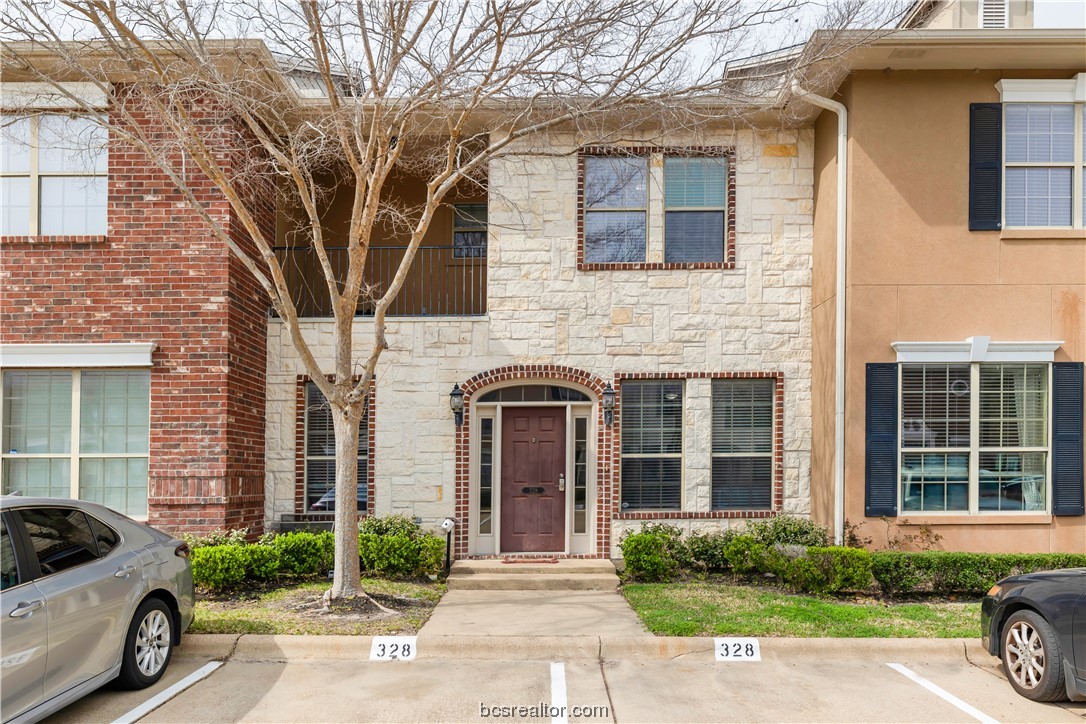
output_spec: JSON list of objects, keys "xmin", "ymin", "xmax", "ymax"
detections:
[
  {"xmin": 1052, "ymin": 362, "xmax": 1084, "ymax": 516},
  {"xmin": 865, "ymin": 363, "xmax": 899, "ymax": 517},
  {"xmin": 969, "ymin": 103, "xmax": 1002, "ymax": 231}
]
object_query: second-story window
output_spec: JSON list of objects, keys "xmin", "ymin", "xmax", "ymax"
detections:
[
  {"xmin": 1004, "ymin": 104, "xmax": 1083, "ymax": 228},
  {"xmin": 583, "ymin": 155, "xmax": 648, "ymax": 263},
  {"xmin": 664, "ymin": 156, "xmax": 729, "ymax": 263},
  {"xmin": 452, "ymin": 203, "xmax": 488, "ymax": 258},
  {"xmin": 1, "ymin": 114, "xmax": 108, "ymax": 236}
]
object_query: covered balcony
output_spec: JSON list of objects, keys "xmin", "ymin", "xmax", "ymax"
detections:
[{"xmin": 273, "ymin": 171, "xmax": 487, "ymax": 318}]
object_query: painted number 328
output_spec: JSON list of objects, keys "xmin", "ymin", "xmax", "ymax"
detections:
[
  {"xmin": 370, "ymin": 636, "xmax": 418, "ymax": 661},
  {"xmin": 714, "ymin": 637, "xmax": 761, "ymax": 662}
]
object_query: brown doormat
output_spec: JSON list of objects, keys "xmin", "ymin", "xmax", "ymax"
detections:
[{"xmin": 501, "ymin": 557, "xmax": 559, "ymax": 564}]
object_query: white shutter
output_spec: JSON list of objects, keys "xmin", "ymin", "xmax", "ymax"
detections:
[{"xmin": 980, "ymin": 0, "xmax": 1008, "ymax": 29}]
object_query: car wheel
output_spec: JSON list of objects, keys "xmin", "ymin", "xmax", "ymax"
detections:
[
  {"xmin": 116, "ymin": 597, "xmax": 174, "ymax": 690},
  {"xmin": 1001, "ymin": 609, "xmax": 1066, "ymax": 702}
]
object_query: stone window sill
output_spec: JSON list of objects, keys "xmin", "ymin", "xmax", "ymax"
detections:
[
  {"xmin": 1000, "ymin": 228, "xmax": 1085, "ymax": 241},
  {"xmin": 0, "ymin": 235, "xmax": 109, "ymax": 245}
]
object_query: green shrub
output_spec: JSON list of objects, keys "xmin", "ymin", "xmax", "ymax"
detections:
[
  {"xmin": 871, "ymin": 551, "xmax": 1086, "ymax": 596},
  {"xmin": 685, "ymin": 531, "xmax": 738, "ymax": 572},
  {"xmin": 191, "ymin": 545, "xmax": 250, "ymax": 590},
  {"xmin": 620, "ymin": 531, "xmax": 678, "ymax": 582},
  {"xmin": 785, "ymin": 547, "xmax": 873, "ymax": 594},
  {"xmin": 271, "ymin": 531, "xmax": 334, "ymax": 576},
  {"xmin": 180, "ymin": 527, "xmax": 250, "ymax": 550},
  {"xmin": 722, "ymin": 535, "xmax": 771, "ymax": 576},
  {"xmin": 358, "ymin": 532, "xmax": 445, "ymax": 578},
  {"xmin": 745, "ymin": 516, "xmax": 830, "ymax": 548},
  {"xmin": 359, "ymin": 514, "xmax": 423, "ymax": 539},
  {"xmin": 245, "ymin": 545, "xmax": 281, "ymax": 581},
  {"xmin": 870, "ymin": 552, "xmax": 924, "ymax": 596}
]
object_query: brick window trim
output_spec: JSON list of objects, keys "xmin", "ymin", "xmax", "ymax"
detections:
[
  {"xmin": 294, "ymin": 375, "xmax": 376, "ymax": 518},
  {"xmin": 0, "ymin": 235, "xmax": 109, "ymax": 246},
  {"xmin": 576, "ymin": 146, "xmax": 737, "ymax": 271},
  {"xmin": 454, "ymin": 364, "xmax": 613, "ymax": 560},
  {"xmin": 613, "ymin": 371, "xmax": 785, "ymax": 520}
]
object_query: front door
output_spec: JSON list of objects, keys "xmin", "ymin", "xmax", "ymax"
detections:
[{"xmin": 500, "ymin": 407, "xmax": 566, "ymax": 552}]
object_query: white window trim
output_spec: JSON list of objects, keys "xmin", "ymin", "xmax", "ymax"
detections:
[
  {"xmin": 892, "ymin": 337, "xmax": 1062, "ymax": 364},
  {"xmin": 0, "ymin": 343, "xmax": 156, "ymax": 368},
  {"xmin": 996, "ymin": 74, "xmax": 1085, "ymax": 230},
  {"xmin": 897, "ymin": 362, "xmax": 1052, "ymax": 516}
]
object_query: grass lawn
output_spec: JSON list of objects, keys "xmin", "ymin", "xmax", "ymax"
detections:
[
  {"xmin": 623, "ymin": 582, "xmax": 980, "ymax": 637},
  {"xmin": 189, "ymin": 579, "xmax": 445, "ymax": 636}
]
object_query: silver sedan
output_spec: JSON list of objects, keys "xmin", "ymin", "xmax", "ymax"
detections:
[{"xmin": 1, "ymin": 496, "xmax": 194, "ymax": 723}]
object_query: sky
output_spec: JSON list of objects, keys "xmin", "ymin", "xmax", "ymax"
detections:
[{"xmin": 1034, "ymin": 0, "xmax": 1086, "ymax": 28}]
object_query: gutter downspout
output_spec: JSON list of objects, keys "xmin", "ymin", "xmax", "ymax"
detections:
[{"xmin": 791, "ymin": 81, "xmax": 848, "ymax": 545}]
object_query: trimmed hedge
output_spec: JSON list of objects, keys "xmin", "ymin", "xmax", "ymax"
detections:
[
  {"xmin": 619, "ymin": 517, "xmax": 1086, "ymax": 597},
  {"xmin": 871, "ymin": 551, "xmax": 1086, "ymax": 596},
  {"xmin": 189, "ymin": 516, "xmax": 446, "ymax": 590}
]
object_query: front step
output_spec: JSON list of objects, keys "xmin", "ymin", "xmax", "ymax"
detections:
[{"xmin": 447, "ymin": 559, "xmax": 620, "ymax": 591}]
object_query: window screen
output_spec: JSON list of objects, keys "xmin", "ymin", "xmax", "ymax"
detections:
[{"xmin": 620, "ymin": 381, "xmax": 682, "ymax": 510}]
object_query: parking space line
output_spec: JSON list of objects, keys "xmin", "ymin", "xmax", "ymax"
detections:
[
  {"xmin": 886, "ymin": 663, "xmax": 1000, "ymax": 724},
  {"xmin": 111, "ymin": 661, "xmax": 223, "ymax": 724},
  {"xmin": 550, "ymin": 661, "xmax": 568, "ymax": 724}
]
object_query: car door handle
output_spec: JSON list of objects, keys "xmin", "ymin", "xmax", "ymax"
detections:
[
  {"xmin": 9, "ymin": 600, "xmax": 43, "ymax": 618},
  {"xmin": 114, "ymin": 565, "xmax": 136, "ymax": 578}
]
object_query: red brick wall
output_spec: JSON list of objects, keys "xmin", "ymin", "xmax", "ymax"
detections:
[{"xmin": 0, "ymin": 94, "xmax": 270, "ymax": 535}]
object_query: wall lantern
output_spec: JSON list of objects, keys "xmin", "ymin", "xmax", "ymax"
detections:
[
  {"xmin": 449, "ymin": 383, "xmax": 465, "ymax": 427},
  {"xmin": 602, "ymin": 383, "xmax": 616, "ymax": 426}
]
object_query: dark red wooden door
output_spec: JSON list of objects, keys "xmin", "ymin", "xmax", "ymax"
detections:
[{"xmin": 500, "ymin": 407, "xmax": 566, "ymax": 552}]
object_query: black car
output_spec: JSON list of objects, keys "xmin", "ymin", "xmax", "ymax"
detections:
[{"xmin": 981, "ymin": 568, "xmax": 1086, "ymax": 702}]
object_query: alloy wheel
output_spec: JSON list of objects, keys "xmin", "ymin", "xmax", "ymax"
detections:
[
  {"xmin": 1005, "ymin": 620, "xmax": 1045, "ymax": 689},
  {"xmin": 135, "ymin": 609, "xmax": 171, "ymax": 677}
]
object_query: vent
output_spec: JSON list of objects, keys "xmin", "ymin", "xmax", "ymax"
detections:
[{"xmin": 980, "ymin": 0, "xmax": 1008, "ymax": 28}]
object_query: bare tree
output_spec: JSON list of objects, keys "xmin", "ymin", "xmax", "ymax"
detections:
[{"xmin": 1, "ymin": 0, "xmax": 901, "ymax": 603}]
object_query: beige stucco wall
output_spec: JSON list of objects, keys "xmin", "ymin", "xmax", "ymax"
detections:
[
  {"xmin": 266, "ymin": 128, "xmax": 816, "ymax": 555},
  {"xmin": 812, "ymin": 69, "xmax": 1086, "ymax": 553}
]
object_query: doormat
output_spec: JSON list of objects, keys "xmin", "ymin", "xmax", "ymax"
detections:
[{"xmin": 502, "ymin": 557, "xmax": 559, "ymax": 564}]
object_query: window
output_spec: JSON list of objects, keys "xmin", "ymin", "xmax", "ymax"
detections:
[
  {"xmin": 1, "ymin": 370, "xmax": 150, "ymax": 517},
  {"xmin": 303, "ymin": 381, "xmax": 367, "ymax": 512},
  {"xmin": 665, "ymin": 156, "xmax": 728, "ymax": 263},
  {"xmin": 900, "ymin": 363, "xmax": 1049, "ymax": 513},
  {"xmin": 87, "ymin": 515, "xmax": 120, "ymax": 556},
  {"xmin": 478, "ymin": 417, "xmax": 494, "ymax": 535},
  {"xmin": 19, "ymin": 507, "xmax": 101, "ymax": 575},
  {"xmin": 453, "ymin": 203, "xmax": 487, "ymax": 258},
  {"xmin": 711, "ymin": 379, "xmax": 774, "ymax": 510},
  {"xmin": 573, "ymin": 416, "xmax": 589, "ymax": 533},
  {"xmin": 1004, "ymin": 104, "xmax": 1080, "ymax": 227},
  {"xmin": 1, "ymin": 115, "xmax": 108, "ymax": 236},
  {"xmin": 620, "ymin": 380, "xmax": 682, "ymax": 510},
  {"xmin": 583, "ymin": 156, "xmax": 648, "ymax": 263},
  {"xmin": 1, "ymin": 517, "xmax": 20, "ymax": 591}
]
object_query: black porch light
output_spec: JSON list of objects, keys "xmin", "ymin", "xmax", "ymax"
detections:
[
  {"xmin": 449, "ymin": 383, "xmax": 465, "ymax": 427},
  {"xmin": 602, "ymin": 383, "xmax": 616, "ymax": 426}
]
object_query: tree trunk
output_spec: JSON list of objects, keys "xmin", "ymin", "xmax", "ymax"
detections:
[{"xmin": 329, "ymin": 401, "xmax": 364, "ymax": 600}]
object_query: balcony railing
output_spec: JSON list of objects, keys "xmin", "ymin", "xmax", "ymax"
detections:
[{"xmin": 273, "ymin": 245, "xmax": 487, "ymax": 317}]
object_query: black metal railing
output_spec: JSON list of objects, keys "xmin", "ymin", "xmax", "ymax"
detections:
[{"xmin": 273, "ymin": 245, "xmax": 487, "ymax": 317}]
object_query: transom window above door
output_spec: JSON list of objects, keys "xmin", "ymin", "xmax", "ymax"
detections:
[{"xmin": 476, "ymin": 385, "xmax": 590, "ymax": 403}]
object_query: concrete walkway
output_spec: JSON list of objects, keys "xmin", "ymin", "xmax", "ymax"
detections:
[{"xmin": 419, "ymin": 589, "xmax": 648, "ymax": 636}]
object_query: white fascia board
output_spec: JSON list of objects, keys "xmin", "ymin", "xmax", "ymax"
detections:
[
  {"xmin": 0, "ymin": 343, "xmax": 157, "ymax": 368},
  {"xmin": 997, "ymin": 74, "xmax": 1085, "ymax": 103},
  {"xmin": 892, "ymin": 338, "xmax": 1063, "ymax": 363},
  {"xmin": 0, "ymin": 82, "xmax": 110, "ymax": 110}
]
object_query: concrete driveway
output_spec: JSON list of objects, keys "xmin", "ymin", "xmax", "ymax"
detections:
[{"xmin": 46, "ymin": 635, "xmax": 1086, "ymax": 723}]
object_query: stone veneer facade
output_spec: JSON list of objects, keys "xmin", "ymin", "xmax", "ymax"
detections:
[{"xmin": 266, "ymin": 128, "xmax": 815, "ymax": 557}]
